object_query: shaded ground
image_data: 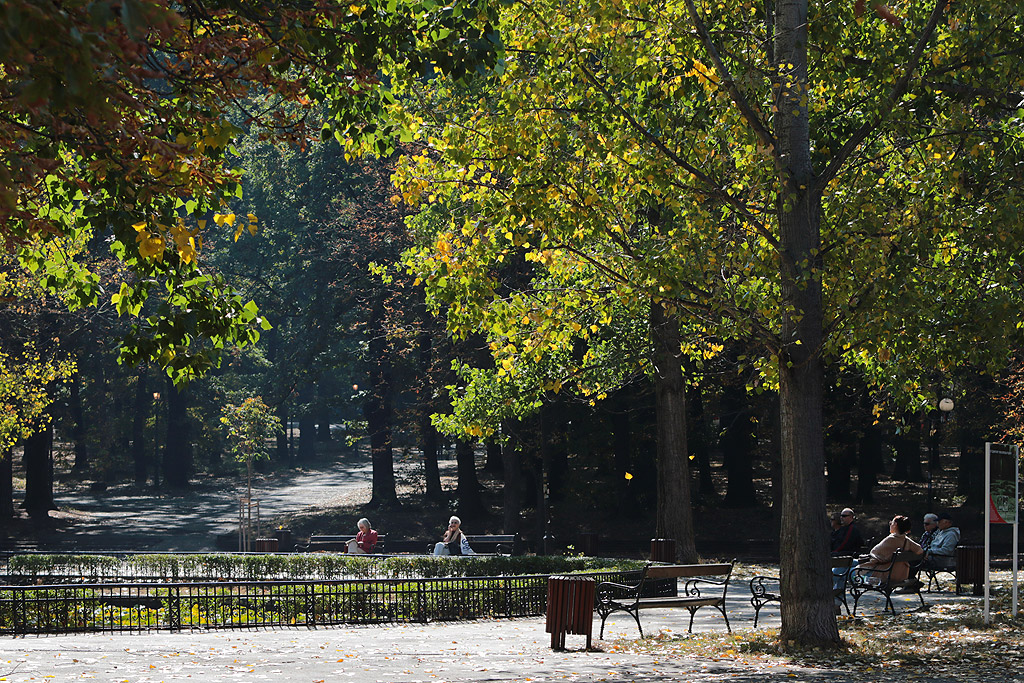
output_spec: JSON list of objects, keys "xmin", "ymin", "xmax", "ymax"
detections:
[{"xmin": 0, "ymin": 585, "xmax": 1018, "ymax": 682}]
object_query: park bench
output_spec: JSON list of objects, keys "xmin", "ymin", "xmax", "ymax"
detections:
[
  {"xmin": 848, "ymin": 547, "xmax": 925, "ymax": 615},
  {"xmin": 304, "ymin": 534, "xmax": 387, "ymax": 553},
  {"xmin": 425, "ymin": 534, "xmax": 524, "ymax": 556},
  {"xmin": 748, "ymin": 555, "xmax": 853, "ymax": 628},
  {"xmin": 920, "ymin": 548, "xmax": 959, "ymax": 592},
  {"xmin": 595, "ymin": 562, "xmax": 733, "ymax": 638}
]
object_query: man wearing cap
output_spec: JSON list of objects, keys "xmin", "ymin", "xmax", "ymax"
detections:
[
  {"xmin": 900, "ymin": 511, "xmax": 960, "ymax": 592},
  {"xmin": 830, "ymin": 507, "xmax": 865, "ymax": 556}
]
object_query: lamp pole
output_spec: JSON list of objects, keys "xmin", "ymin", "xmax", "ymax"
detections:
[
  {"xmin": 927, "ymin": 398, "xmax": 954, "ymax": 509},
  {"xmin": 152, "ymin": 391, "xmax": 161, "ymax": 489}
]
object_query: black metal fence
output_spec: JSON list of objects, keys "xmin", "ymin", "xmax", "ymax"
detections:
[{"xmin": 0, "ymin": 571, "xmax": 641, "ymax": 635}]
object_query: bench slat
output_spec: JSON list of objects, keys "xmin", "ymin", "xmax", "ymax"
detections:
[{"xmin": 645, "ymin": 563, "xmax": 731, "ymax": 579}]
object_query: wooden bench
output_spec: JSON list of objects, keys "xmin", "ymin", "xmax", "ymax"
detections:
[
  {"xmin": 305, "ymin": 534, "xmax": 386, "ymax": 553},
  {"xmin": 848, "ymin": 548, "xmax": 925, "ymax": 615},
  {"xmin": 749, "ymin": 556, "xmax": 852, "ymax": 628},
  {"xmin": 595, "ymin": 562, "xmax": 733, "ymax": 638},
  {"xmin": 425, "ymin": 534, "xmax": 524, "ymax": 556},
  {"xmin": 920, "ymin": 552, "xmax": 958, "ymax": 592}
]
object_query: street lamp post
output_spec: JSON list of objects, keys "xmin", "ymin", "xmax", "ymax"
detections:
[
  {"xmin": 927, "ymin": 398, "xmax": 955, "ymax": 509},
  {"xmin": 152, "ymin": 391, "xmax": 161, "ymax": 489}
]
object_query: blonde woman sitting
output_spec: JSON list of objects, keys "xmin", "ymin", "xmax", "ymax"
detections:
[{"xmin": 433, "ymin": 515, "xmax": 474, "ymax": 556}]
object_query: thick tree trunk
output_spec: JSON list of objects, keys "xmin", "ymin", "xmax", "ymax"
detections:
[
  {"xmin": 650, "ymin": 302, "xmax": 697, "ymax": 563},
  {"xmin": 775, "ymin": 0, "xmax": 839, "ymax": 645},
  {"xmin": 131, "ymin": 370, "xmax": 148, "ymax": 486},
  {"xmin": 162, "ymin": 378, "xmax": 192, "ymax": 489},
  {"xmin": 22, "ymin": 422, "xmax": 56, "ymax": 517}
]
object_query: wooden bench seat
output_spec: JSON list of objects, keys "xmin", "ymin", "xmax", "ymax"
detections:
[
  {"xmin": 596, "ymin": 562, "xmax": 733, "ymax": 638},
  {"xmin": 424, "ymin": 534, "xmax": 523, "ymax": 556},
  {"xmin": 305, "ymin": 534, "xmax": 386, "ymax": 553}
]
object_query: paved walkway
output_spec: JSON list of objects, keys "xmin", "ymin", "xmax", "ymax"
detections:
[
  {"xmin": 24, "ymin": 448, "xmax": 428, "ymax": 552},
  {"xmin": 0, "ymin": 587, "xmax": 985, "ymax": 682}
]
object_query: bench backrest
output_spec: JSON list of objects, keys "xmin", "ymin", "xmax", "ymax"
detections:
[
  {"xmin": 464, "ymin": 535, "xmax": 518, "ymax": 544},
  {"xmin": 645, "ymin": 563, "xmax": 732, "ymax": 580},
  {"xmin": 464, "ymin": 534, "xmax": 522, "ymax": 555}
]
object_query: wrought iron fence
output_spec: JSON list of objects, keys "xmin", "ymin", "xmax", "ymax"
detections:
[{"xmin": 0, "ymin": 570, "xmax": 641, "ymax": 635}]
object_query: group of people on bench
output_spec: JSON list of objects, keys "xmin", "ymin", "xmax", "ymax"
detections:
[
  {"xmin": 830, "ymin": 507, "xmax": 961, "ymax": 592},
  {"xmin": 340, "ymin": 514, "xmax": 476, "ymax": 555}
]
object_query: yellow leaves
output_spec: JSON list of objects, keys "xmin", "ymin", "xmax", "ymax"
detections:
[{"xmin": 136, "ymin": 227, "xmax": 165, "ymax": 261}]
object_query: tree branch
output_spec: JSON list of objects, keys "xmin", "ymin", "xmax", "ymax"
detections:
[{"xmin": 816, "ymin": 0, "xmax": 951, "ymax": 191}]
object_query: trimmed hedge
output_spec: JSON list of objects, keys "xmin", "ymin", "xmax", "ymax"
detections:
[{"xmin": 5, "ymin": 553, "xmax": 646, "ymax": 584}]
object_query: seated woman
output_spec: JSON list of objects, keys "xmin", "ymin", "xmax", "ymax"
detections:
[
  {"xmin": 433, "ymin": 515, "xmax": 474, "ymax": 556},
  {"xmin": 857, "ymin": 515, "xmax": 923, "ymax": 583},
  {"xmin": 345, "ymin": 518, "xmax": 378, "ymax": 554}
]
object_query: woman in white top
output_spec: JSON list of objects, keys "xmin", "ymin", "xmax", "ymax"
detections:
[{"xmin": 433, "ymin": 515, "xmax": 474, "ymax": 555}]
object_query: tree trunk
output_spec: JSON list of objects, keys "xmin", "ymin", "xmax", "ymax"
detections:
[
  {"xmin": 650, "ymin": 302, "xmax": 697, "ymax": 563},
  {"xmin": 69, "ymin": 375, "xmax": 89, "ymax": 473},
  {"xmin": 687, "ymin": 382, "xmax": 715, "ymax": 496},
  {"xmin": 774, "ymin": 0, "xmax": 840, "ymax": 645},
  {"xmin": 721, "ymin": 382, "xmax": 757, "ymax": 507},
  {"xmin": 455, "ymin": 438, "xmax": 485, "ymax": 517},
  {"xmin": 298, "ymin": 414, "xmax": 316, "ymax": 460},
  {"xmin": 22, "ymin": 422, "xmax": 56, "ymax": 517},
  {"xmin": 275, "ymin": 404, "xmax": 289, "ymax": 461},
  {"xmin": 316, "ymin": 402, "xmax": 332, "ymax": 441},
  {"xmin": 892, "ymin": 411, "xmax": 923, "ymax": 482},
  {"xmin": 856, "ymin": 416, "xmax": 882, "ymax": 504},
  {"xmin": 0, "ymin": 447, "xmax": 14, "ymax": 523},
  {"xmin": 365, "ymin": 315, "xmax": 397, "ymax": 506},
  {"xmin": 484, "ymin": 441, "xmax": 503, "ymax": 474},
  {"xmin": 162, "ymin": 378, "xmax": 192, "ymax": 488},
  {"xmin": 131, "ymin": 370, "xmax": 148, "ymax": 486},
  {"xmin": 502, "ymin": 424, "xmax": 522, "ymax": 534}
]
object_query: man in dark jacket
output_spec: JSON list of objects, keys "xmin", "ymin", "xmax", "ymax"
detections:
[{"xmin": 831, "ymin": 507, "xmax": 865, "ymax": 555}]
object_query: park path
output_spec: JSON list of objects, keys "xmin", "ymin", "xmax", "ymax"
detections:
[{"xmin": 36, "ymin": 455, "xmax": 380, "ymax": 552}]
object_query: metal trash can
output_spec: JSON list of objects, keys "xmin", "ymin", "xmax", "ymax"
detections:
[
  {"xmin": 254, "ymin": 538, "xmax": 279, "ymax": 553},
  {"xmin": 650, "ymin": 538, "xmax": 676, "ymax": 562},
  {"xmin": 956, "ymin": 545, "xmax": 985, "ymax": 595},
  {"xmin": 546, "ymin": 575, "xmax": 595, "ymax": 650}
]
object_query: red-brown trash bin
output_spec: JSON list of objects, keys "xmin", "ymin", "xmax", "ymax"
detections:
[{"xmin": 546, "ymin": 575, "xmax": 595, "ymax": 650}]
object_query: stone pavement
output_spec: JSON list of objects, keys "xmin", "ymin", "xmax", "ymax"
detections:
[{"xmin": 0, "ymin": 587, "xmax": 982, "ymax": 682}]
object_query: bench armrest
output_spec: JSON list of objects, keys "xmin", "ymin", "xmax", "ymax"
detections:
[
  {"xmin": 749, "ymin": 575, "xmax": 780, "ymax": 598},
  {"xmin": 683, "ymin": 576, "xmax": 728, "ymax": 598},
  {"xmin": 596, "ymin": 579, "xmax": 642, "ymax": 602}
]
